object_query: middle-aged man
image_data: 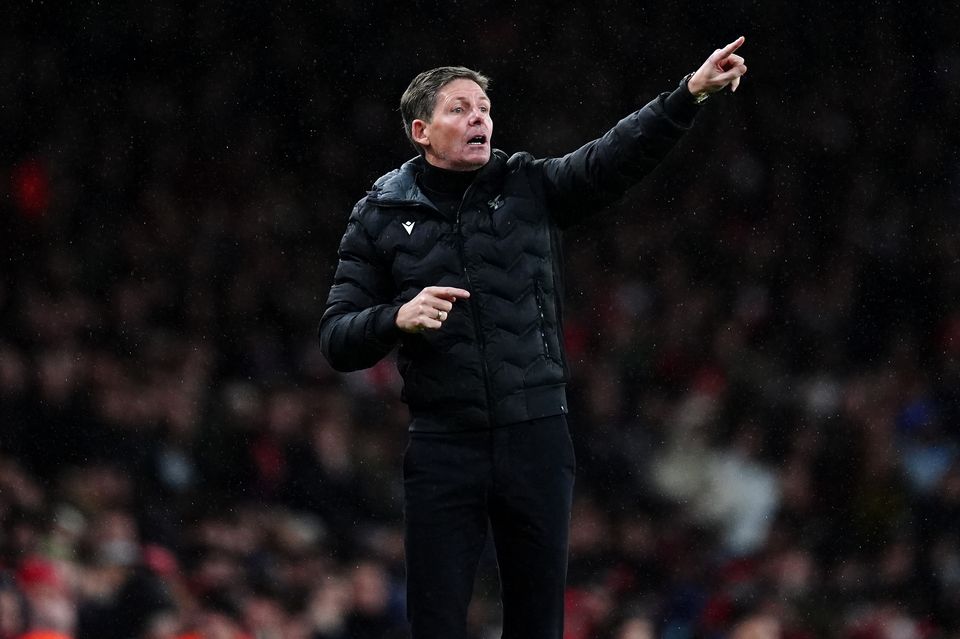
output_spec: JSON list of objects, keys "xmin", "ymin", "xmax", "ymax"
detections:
[{"xmin": 319, "ymin": 37, "xmax": 748, "ymax": 639}]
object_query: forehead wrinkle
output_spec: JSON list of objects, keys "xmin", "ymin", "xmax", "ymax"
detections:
[{"xmin": 437, "ymin": 86, "xmax": 490, "ymax": 108}]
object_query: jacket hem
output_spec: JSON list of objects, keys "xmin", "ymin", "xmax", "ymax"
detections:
[{"xmin": 407, "ymin": 384, "xmax": 568, "ymax": 433}]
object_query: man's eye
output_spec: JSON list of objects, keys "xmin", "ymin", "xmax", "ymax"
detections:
[{"xmin": 452, "ymin": 107, "xmax": 463, "ymax": 113}]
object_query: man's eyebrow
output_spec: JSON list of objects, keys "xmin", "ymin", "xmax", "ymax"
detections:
[{"xmin": 442, "ymin": 94, "xmax": 491, "ymax": 104}]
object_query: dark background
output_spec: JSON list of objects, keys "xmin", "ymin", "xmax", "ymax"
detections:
[{"xmin": 2, "ymin": 2, "xmax": 959, "ymax": 638}]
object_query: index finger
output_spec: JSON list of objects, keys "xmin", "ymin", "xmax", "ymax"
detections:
[
  {"xmin": 426, "ymin": 286, "xmax": 471, "ymax": 300},
  {"xmin": 718, "ymin": 35, "xmax": 745, "ymax": 58}
]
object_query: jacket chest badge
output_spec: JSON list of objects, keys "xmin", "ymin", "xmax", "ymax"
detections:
[
  {"xmin": 487, "ymin": 194, "xmax": 504, "ymax": 211},
  {"xmin": 401, "ymin": 220, "xmax": 416, "ymax": 235}
]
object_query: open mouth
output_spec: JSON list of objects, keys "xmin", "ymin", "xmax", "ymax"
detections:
[{"xmin": 467, "ymin": 135, "xmax": 487, "ymax": 146}]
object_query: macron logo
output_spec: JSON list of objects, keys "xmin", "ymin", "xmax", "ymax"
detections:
[{"xmin": 401, "ymin": 221, "xmax": 415, "ymax": 235}]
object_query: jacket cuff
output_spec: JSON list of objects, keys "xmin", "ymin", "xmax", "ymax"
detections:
[
  {"xmin": 662, "ymin": 80, "xmax": 701, "ymax": 127},
  {"xmin": 371, "ymin": 304, "xmax": 403, "ymax": 344}
]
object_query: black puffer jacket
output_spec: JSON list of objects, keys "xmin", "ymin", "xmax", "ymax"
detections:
[{"xmin": 320, "ymin": 82, "xmax": 700, "ymax": 432}]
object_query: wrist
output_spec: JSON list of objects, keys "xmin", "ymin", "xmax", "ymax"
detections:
[
  {"xmin": 376, "ymin": 304, "xmax": 403, "ymax": 341},
  {"xmin": 683, "ymin": 72, "xmax": 710, "ymax": 104}
]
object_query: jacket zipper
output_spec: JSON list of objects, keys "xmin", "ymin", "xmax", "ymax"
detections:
[
  {"xmin": 378, "ymin": 185, "xmax": 495, "ymax": 424},
  {"xmin": 534, "ymin": 281, "xmax": 553, "ymax": 361},
  {"xmin": 456, "ymin": 188, "xmax": 495, "ymax": 426}
]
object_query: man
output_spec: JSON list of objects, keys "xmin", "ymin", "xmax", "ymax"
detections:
[{"xmin": 319, "ymin": 38, "xmax": 747, "ymax": 639}]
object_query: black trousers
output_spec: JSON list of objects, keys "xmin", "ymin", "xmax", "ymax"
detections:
[{"xmin": 403, "ymin": 414, "xmax": 576, "ymax": 639}]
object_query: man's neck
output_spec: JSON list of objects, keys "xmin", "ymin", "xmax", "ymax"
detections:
[{"xmin": 420, "ymin": 162, "xmax": 480, "ymax": 196}]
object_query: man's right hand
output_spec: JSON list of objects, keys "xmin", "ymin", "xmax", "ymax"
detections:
[{"xmin": 396, "ymin": 286, "xmax": 471, "ymax": 333}]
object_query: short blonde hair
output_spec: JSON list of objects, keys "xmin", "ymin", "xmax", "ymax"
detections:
[{"xmin": 400, "ymin": 66, "xmax": 490, "ymax": 155}]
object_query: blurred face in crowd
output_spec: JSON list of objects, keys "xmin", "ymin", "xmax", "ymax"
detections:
[
  {"xmin": 412, "ymin": 78, "xmax": 492, "ymax": 171},
  {"xmin": 0, "ymin": 589, "xmax": 25, "ymax": 636}
]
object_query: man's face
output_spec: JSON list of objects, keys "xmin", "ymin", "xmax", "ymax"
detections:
[{"xmin": 413, "ymin": 78, "xmax": 492, "ymax": 171}]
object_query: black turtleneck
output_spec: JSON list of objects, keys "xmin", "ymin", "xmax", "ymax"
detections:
[{"xmin": 418, "ymin": 163, "xmax": 480, "ymax": 218}]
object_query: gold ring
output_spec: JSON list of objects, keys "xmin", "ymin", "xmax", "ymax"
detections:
[{"xmin": 437, "ymin": 310, "xmax": 447, "ymax": 321}]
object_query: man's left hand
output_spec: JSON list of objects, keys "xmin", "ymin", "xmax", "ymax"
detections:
[{"xmin": 688, "ymin": 36, "xmax": 748, "ymax": 97}]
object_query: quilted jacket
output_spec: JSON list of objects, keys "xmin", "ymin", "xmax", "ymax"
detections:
[{"xmin": 320, "ymin": 81, "xmax": 700, "ymax": 431}]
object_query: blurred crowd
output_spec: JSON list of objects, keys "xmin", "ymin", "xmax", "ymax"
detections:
[{"xmin": 3, "ymin": 2, "xmax": 960, "ymax": 638}]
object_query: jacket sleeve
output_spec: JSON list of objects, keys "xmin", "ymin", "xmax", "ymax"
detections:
[
  {"xmin": 319, "ymin": 201, "xmax": 403, "ymax": 372},
  {"xmin": 533, "ymin": 82, "xmax": 702, "ymax": 228}
]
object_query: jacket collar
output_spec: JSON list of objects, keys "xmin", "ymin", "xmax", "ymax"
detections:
[{"xmin": 367, "ymin": 150, "xmax": 508, "ymax": 211}]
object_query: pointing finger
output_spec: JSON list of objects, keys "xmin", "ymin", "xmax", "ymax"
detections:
[
  {"xmin": 718, "ymin": 35, "xmax": 745, "ymax": 59},
  {"xmin": 425, "ymin": 286, "xmax": 471, "ymax": 301}
]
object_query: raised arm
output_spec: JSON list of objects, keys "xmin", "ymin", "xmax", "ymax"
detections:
[{"xmin": 534, "ymin": 37, "xmax": 748, "ymax": 227}]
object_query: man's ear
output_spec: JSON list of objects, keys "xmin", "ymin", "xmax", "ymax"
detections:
[{"xmin": 411, "ymin": 119, "xmax": 430, "ymax": 149}]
